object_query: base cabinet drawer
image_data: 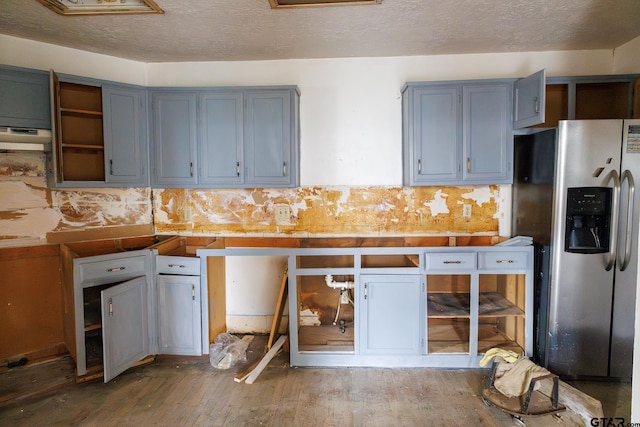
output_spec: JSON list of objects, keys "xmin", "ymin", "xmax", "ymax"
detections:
[
  {"xmin": 478, "ymin": 251, "xmax": 528, "ymax": 270},
  {"xmin": 425, "ymin": 252, "xmax": 476, "ymax": 271}
]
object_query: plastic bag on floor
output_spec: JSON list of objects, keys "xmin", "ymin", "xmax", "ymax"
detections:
[{"xmin": 209, "ymin": 333, "xmax": 249, "ymax": 369}]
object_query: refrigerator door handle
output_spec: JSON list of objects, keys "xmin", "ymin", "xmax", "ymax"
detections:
[
  {"xmin": 603, "ymin": 169, "xmax": 620, "ymax": 271},
  {"xmin": 619, "ymin": 170, "xmax": 635, "ymax": 271}
]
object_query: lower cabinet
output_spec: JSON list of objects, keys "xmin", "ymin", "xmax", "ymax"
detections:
[
  {"xmin": 359, "ymin": 275, "xmax": 424, "ymax": 355},
  {"xmin": 156, "ymin": 256, "xmax": 202, "ymax": 356},
  {"xmin": 61, "ymin": 238, "xmax": 205, "ymax": 383},
  {"xmin": 288, "ymin": 246, "xmax": 533, "ymax": 368}
]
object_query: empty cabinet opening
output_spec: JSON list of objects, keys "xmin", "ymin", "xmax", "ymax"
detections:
[
  {"xmin": 361, "ymin": 254, "xmax": 420, "ymax": 268},
  {"xmin": 426, "ymin": 274, "xmax": 471, "ymax": 354},
  {"xmin": 478, "ymin": 274, "xmax": 526, "ymax": 354},
  {"xmin": 297, "ymin": 255, "xmax": 354, "ymax": 269},
  {"xmin": 297, "ymin": 275, "xmax": 355, "ymax": 353}
]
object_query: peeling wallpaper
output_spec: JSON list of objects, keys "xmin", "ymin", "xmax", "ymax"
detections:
[
  {"xmin": 0, "ymin": 153, "xmax": 151, "ymax": 246},
  {"xmin": 153, "ymin": 186, "xmax": 500, "ymax": 236},
  {"xmin": 1, "ymin": 153, "xmax": 500, "ymax": 246}
]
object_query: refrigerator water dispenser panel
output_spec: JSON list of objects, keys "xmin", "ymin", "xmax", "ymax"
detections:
[{"xmin": 565, "ymin": 187, "xmax": 612, "ymax": 254}]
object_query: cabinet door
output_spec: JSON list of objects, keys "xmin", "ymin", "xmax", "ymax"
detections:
[
  {"xmin": 103, "ymin": 85, "xmax": 148, "ymax": 186},
  {"xmin": 513, "ymin": 69, "xmax": 546, "ymax": 128},
  {"xmin": 245, "ymin": 90, "xmax": 293, "ymax": 187},
  {"xmin": 463, "ymin": 83, "xmax": 512, "ymax": 184},
  {"xmin": 101, "ymin": 276, "xmax": 150, "ymax": 383},
  {"xmin": 407, "ymin": 85, "xmax": 461, "ymax": 185},
  {"xmin": 157, "ymin": 275, "xmax": 202, "ymax": 356},
  {"xmin": 152, "ymin": 92, "xmax": 198, "ymax": 186},
  {"xmin": 360, "ymin": 275, "xmax": 423, "ymax": 355},
  {"xmin": 0, "ymin": 66, "xmax": 50, "ymax": 129},
  {"xmin": 199, "ymin": 92, "xmax": 244, "ymax": 186}
]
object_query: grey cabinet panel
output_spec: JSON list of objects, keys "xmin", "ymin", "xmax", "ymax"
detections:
[
  {"xmin": 103, "ymin": 85, "xmax": 148, "ymax": 186},
  {"xmin": 150, "ymin": 87, "xmax": 299, "ymax": 188},
  {"xmin": 403, "ymin": 80, "xmax": 513, "ymax": 186},
  {"xmin": 360, "ymin": 275, "xmax": 423, "ymax": 355},
  {"xmin": 0, "ymin": 66, "xmax": 50, "ymax": 129},
  {"xmin": 157, "ymin": 275, "xmax": 202, "ymax": 356},
  {"xmin": 246, "ymin": 90, "xmax": 293, "ymax": 186},
  {"xmin": 513, "ymin": 69, "xmax": 546, "ymax": 128},
  {"xmin": 152, "ymin": 92, "xmax": 198, "ymax": 186},
  {"xmin": 463, "ymin": 83, "xmax": 512, "ymax": 183},
  {"xmin": 411, "ymin": 86, "xmax": 461, "ymax": 184},
  {"xmin": 199, "ymin": 92, "xmax": 243, "ymax": 186},
  {"xmin": 101, "ymin": 276, "xmax": 150, "ymax": 383}
]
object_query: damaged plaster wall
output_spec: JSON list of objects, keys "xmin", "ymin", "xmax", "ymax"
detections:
[
  {"xmin": 0, "ymin": 153, "xmax": 152, "ymax": 247},
  {"xmin": 153, "ymin": 186, "xmax": 502, "ymax": 236}
]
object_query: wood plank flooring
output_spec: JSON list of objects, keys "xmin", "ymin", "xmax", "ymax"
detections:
[{"xmin": 0, "ymin": 336, "xmax": 631, "ymax": 426}]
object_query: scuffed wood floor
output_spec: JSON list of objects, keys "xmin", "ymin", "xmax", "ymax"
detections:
[{"xmin": 0, "ymin": 337, "xmax": 630, "ymax": 426}]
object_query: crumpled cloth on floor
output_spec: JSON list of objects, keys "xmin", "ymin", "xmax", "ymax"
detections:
[
  {"xmin": 494, "ymin": 357, "xmax": 550, "ymax": 398},
  {"xmin": 479, "ymin": 347, "xmax": 550, "ymax": 398},
  {"xmin": 479, "ymin": 348, "xmax": 520, "ymax": 367}
]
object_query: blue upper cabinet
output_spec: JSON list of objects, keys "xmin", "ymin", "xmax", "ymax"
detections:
[
  {"xmin": 151, "ymin": 91, "xmax": 199, "ymax": 187},
  {"xmin": 403, "ymin": 85, "xmax": 461, "ymax": 185},
  {"xmin": 0, "ymin": 65, "xmax": 51, "ymax": 129},
  {"xmin": 463, "ymin": 83, "xmax": 512, "ymax": 184},
  {"xmin": 513, "ymin": 69, "xmax": 546, "ymax": 128},
  {"xmin": 403, "ymin": 80, "xmax": 514, "ymax": 186},
  {"xmin": 103, "ymin": 85, "xmax": 148, "ymax": 186},
  {"xmin": 199, "ymin": 91, "xmax": 244, "ymax": 186},
  {"xmin": 245, "ymin": 90, "xmax": 296, "ymax": 187},
  {"xmin": 150, "ymin": 86, "xmax": 300, "ymax": 189},
  {"xmin": 48, "ymin": 71, "xmax": 149, "ymax": 188}
]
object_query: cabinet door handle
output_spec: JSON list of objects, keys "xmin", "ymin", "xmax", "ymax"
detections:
[
  {"xmin": 109, "ymin": 159, "xmax": 113, "ymax": 175},
  {"xmin": 108, "ymin": 298, "xmax": 113, "ymax": 317},
  {"xmin": 192, "ymin": 284, "xmax": 196, "ymax": 301},
  {"xmin": 107, "ymin": 266, "xmax": 126, "ymax": 272},
  {"xmin": 466, "ymin": 157, "xmax": 471, "ymax": 173},
  {"xmin": 443, "ymin": 260, "xmax": 462, "ymax": 264},
  {"xmin": 168, "ymin": 264, "xmax": 186, "ymax": 268},
  {"xmin": 496, "ymin": 259, "xmax": 515, "ymax": 264},
  {"xmin": 364, "ymin": 283, "xmax": 367, "ymax": 300},
  {"xmin": 534, "ymin": 97, "xmax": 540, "ymax": 114},
  {"xmin": 418, "ymin": 159, "xmax": 422, "ymax": 174},
  {"xmin": 283, "ymin": 162, "xmax": 286, "ymax": 176},
  {"xmin": 190, "ymin": 162, "xmax": 193, "ymax": 177},
  {"xmin": 236, "ymin": 161, "xmax": 240, "ymax": 177}
]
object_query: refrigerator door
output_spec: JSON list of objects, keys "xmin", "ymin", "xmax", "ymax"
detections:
[
  {"xmin": 547, "ymin": 120, "xmax": 623, "ymax": 378},
  {"xmin": 610, "ymin": 119, "xmax": 640, "ymax": 378}
]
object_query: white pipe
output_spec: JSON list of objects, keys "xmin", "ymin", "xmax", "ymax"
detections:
[{"xmin": 324, "ymin": 275, "xmax": 354, "ymax": 289}]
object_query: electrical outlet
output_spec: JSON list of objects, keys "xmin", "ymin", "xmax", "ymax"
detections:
[
  {"xmin": 184, "ymin": 206, "xmax": 192, "ymax": 221},
  {"xmin": 462, "ymin": 204, "xmax": 472, "ymax": 218},
  {"xmin": 274, "ymin": 204, "xmax": 290, "ymax": 224}
]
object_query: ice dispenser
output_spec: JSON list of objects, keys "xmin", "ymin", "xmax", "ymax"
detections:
[{"xmin": 565, "ymin": 187, "xmax": 612, "ymax": 253}]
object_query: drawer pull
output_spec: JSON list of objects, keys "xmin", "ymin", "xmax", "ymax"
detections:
[
  {"xmin": 496, "ymin": 260, "xmax": 515, "ymax": 264},
  {"xmin": 107, "ymin": 266, "xmax": 126, "ymax": 272},
  {"xmin": 168, "ymin": 264, "xmax": 186, "ymax": 268},
  {"xmin": 443, "ymin": 260, "xmax": 462, "ymax": 264}
]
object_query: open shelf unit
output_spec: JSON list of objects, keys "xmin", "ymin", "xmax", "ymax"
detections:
[{"xmin": 56, "ymin": 81, "xmax": 105, "ymax": 182}]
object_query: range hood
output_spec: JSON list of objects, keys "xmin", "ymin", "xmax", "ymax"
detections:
[{"xmin": 0, "ymin": 126, "xmax": 52, "ymax": 151}]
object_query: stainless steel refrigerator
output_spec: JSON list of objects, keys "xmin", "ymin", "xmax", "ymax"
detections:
[{"xmin": 513, "ymin": 119, "xmax": 640, "ymax": 379}]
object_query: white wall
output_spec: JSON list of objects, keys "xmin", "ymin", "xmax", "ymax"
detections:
[{"xmin": 613, "ymin": 35, "xmax": 640, "ymax": 75}]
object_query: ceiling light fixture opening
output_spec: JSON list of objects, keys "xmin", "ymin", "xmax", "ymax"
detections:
[
  {"xmin": 38, "ymin": 0, "xmax": 164, "ymax": 16},
  {"xmin": 269, "ymin": 0, "xmax": 382, "ymax": 9}
]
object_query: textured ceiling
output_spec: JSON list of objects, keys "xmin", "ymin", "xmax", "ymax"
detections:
[{"xmin": 1, "ymin": 0, "xmax": 640, "ymax": 63}]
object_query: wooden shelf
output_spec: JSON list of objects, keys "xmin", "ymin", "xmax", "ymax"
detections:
[
  {"xmin": 60, "ymin": 107, "xmax": 102, "ymax": 117},
  {"xmin": 427, "ymin": 322, "xmax": 524, "ymax": 354},
  {"xmin": 62, "ymin": 143, "xmax": 105, "ymax": 150},
  {"xmin": 84, "ymin": 324, "xmax": 102, "ymax": 333},
  {"xmin": 298, "ymin": 325, "xmax": 354, "ymax": 352},
  {"xmin": 427, "ymin": 292, "xmax": 524, "ymax": 318}
]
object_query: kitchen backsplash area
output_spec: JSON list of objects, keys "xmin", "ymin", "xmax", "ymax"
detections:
[{"xmin": 1, "ymin": 153, "xmax": 502, "ymax": 246}]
